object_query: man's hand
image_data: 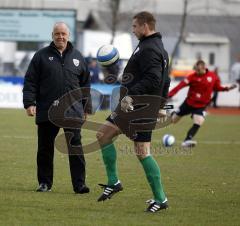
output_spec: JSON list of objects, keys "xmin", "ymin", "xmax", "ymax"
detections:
[
  {"xmin": 121, "ymin": 96, "xmax": 134, "ymax": 112},
  {"xmin": 227, "ymin": 84, "xmax": 237, "ymax": 91},
  {"xmin": 26, "ymin": 106, "xmax": 36, "ymax": 116}
]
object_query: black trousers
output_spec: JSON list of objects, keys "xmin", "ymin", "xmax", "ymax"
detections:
[{"xmin": 37, "ymin": 121, "xmax": 86, "ymax": 191}]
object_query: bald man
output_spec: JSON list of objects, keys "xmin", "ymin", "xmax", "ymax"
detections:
[{"xmin": 23, "ymin": 22, "xmax": 91, "ymax": 193}]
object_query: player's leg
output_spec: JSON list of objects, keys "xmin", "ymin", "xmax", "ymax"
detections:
[
  {"xmin": 171, "ymin": 100, "xmax": 190, "ymax": 124},
  {"xmin": 182, "ymin": 113, "xmax": 205, "ymax": 147},
  {"xmin": 171, "ymin": 111, "xmax": 182, "ymax": 124},
  {"xmin": 96, "ymin": 121, "xmax": 123, "ymax": 201},
  {"xmin": 134, "ymin": 132, "xmax": 168, "ymax": 212},
  {"xmin": 37, "ymin": 121, "xmax": 59, "ymax": 191},
  {"xmin": 186, "ymin": 114, "xmax": 205, "ymax": 140},
  {"xmin": 96, "ymin": 121, "xmax": 121, "ymax": 185}
]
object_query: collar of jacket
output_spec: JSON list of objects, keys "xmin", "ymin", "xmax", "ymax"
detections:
[
  {"xmin": 50, "ymin": 41, "xmax": 73, "ymax": 54},
  {"xmin": 139, "ymin": 32, "xmax": 162, "ymax": 42}
]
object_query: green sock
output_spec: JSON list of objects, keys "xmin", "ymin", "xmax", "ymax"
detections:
[
  {"xmin": 101, "ymin": 143, "xmax": 118, "ymax": 186},
  {"xmin": 140, "ymin": 155, "xmax": 166, "ymax": 203}
]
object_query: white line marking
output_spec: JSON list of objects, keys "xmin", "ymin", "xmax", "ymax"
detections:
[{"xmin": 1, "ymin": 135, "xmax": 240, "ymax": 145}]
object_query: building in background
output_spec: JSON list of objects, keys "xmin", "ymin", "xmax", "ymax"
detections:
[
  {"xmin": 0, "ymin": 0, "xmax": 239, "ymax": 80},
  {"xmin": 0, "ymin": 0, "xmax": 239, "ymax": 108},
  {"xmin": 84, "ymin": 10, "xmax": 240, "ymax": 82}
]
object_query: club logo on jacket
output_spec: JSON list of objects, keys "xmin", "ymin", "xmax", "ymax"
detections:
[
  {"xmin": 53, "ymin": 100, "xmax": 59, "ymax": 106},
  {"xmin": 207, "ymin": 76, "xmax": 212, "ymax": 82},
  {"xmin": 49, "ymin": 57, "xmax": 54, "ymax": 61},
  {"xmin": 196, "ymin": 93, "xmax": 201, "ymax": 98},
  {"xmin": 73, "ymin": 59, "xmax": 79, "ymax": 67}
]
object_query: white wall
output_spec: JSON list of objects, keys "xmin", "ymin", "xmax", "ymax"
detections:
[
  {"xmin": 0, "ymin": 83, "xmax": 23, "ymax": 108},
  {"xmin": 79, "ymin": 30, "xmax": 133, "ymax": 60},
  {"xmin": 0, "ymin": 42, "xmax": 17, "ymax": 63},
  {"xmin": 0, "ymin": 81, "xmax": 239, "ymax": 109},
  {"xmin": 0, "ymin": 42, "xmax": 17, "ymax": 74},
  {"xmin": 180, "ymin": 42, "xmax": 230, "ymax": 82}
]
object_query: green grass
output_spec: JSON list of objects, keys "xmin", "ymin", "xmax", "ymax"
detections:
[{"xmin": 0, "ymin": 109, "xmax": 239, "ymax": 226}]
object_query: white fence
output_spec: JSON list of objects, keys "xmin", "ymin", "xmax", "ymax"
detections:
[{"xmin": 0, "ymin": 81, "xmax": 239, "ymax": 109}]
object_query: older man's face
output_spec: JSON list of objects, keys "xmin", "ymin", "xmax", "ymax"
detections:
[{"xmin": 52, "ymin": 23, "xmax": 70, "ymax": 51}]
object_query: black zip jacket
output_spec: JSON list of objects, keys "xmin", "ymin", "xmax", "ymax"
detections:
[
  {"xmin": 23, "ymin": 41, "xmax": 91, "ymax": 124},
  {"xmin": 122, "ymin": 32, "xmax": 170, "ymax": 100}
]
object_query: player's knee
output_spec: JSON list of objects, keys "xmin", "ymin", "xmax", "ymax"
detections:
[
  {"xmin": 198, "ymin": 119, "xmax": 204, "ymax": 126},
  {"xmin": 96, "ymin": 131, "xmax": 106, "ymax": 145},
  {"xmin": 193, "ymin": 115, "xmax": 205, "ymax": 125},
  {"xmin": 96, "ymin": 131, "xmax": 101, "ymax": 141},
  {"xmin": 134, "ymin": 144, "xmax": 150, "ymax": 160},
  {"xmin": 96, "ymin": 130, "xmax": 114, "ymax": 146}
]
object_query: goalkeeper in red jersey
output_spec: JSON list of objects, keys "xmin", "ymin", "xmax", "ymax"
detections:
[{"xmin": 168, "ymin": 60, "xmax": 237, "ymax": 147}]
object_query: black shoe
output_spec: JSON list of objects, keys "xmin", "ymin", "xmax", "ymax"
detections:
[
  {"xmin": 74, "ymin": 185, "xmax": 90, "ymax": 194},
  {"xmin": 36, "ymin": 183, "xmax": 51, "ymax": 192},
  {"xmin": 146, "ymin": 199, "xmax": 168, "ymax": 213},
  {"xmin": 97, "ymin": 181, "xmax": 123, "ymax": 202}
]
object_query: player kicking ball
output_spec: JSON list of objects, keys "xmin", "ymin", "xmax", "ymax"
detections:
[
  {"xmin": 96, "ymin": 11, "xmax": 170, "ymax": 213},
  {"xmin": 168, "ymin": 60, "xmax": 237, "ymax": 148}
]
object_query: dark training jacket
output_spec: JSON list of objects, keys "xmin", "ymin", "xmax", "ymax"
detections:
[
  {"xmin": 122, "ymin": 32, "xmax": 170, "ymax": 100},
  {"xmin": 23, "ymin": 42, "xmax": 91, "ymax": 124}
]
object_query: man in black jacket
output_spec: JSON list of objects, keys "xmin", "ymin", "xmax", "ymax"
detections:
[
  {"xmin": 23, "ymin": 22, "xmax": 91, "ymax": 193},
  {"xmin": 96, "ymin": 12, "xmax": 170, "ymax": 213}
]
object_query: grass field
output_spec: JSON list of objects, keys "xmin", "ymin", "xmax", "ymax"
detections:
[{"xmin": 0, "ymin": 109, "xmax": 239, "ymax": 226}]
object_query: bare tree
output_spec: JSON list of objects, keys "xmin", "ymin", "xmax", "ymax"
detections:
[
  {"xmin": 109, "ymin": 0, "xmax": 121, "ymax": 44},
  {"xmin": 169, "ymin": 0, "xmax": 189, "ymax": 72}
]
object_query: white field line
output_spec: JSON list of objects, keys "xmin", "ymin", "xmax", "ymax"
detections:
[
  {"xmin": 167, "ymin": 140, "xmax": 240, "ymax": 145},
  {"xmin": 1, "ymin": 135, "xmax": 240, "ymax": 145}
]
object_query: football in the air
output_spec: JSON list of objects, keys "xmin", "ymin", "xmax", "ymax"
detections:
[
  {"xmin": 162, "ymin": 134, "xmax": 175, "ymax": 147},
  {"xmin": 96, "ymin": 44, "xmax": 119, "ymax": 66}
]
